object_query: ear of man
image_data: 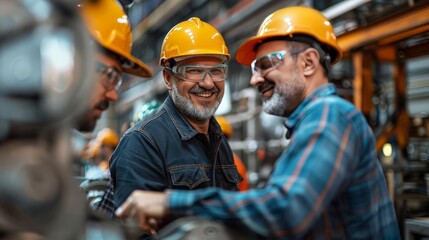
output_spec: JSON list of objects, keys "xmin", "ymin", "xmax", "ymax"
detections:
[
  {"xmin": 301, "ymin": 48, "xmax": 320, "ymax": 77},
  {"xmin": 163, "ymin": 69, "xmax": 173, "ymax": 90}
]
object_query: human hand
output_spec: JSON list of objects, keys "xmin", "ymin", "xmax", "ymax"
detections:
[{"xmin": 115, "ymin": 190, "xmax": 167, "ymax": 232}]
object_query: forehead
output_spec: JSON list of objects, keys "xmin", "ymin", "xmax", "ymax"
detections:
[
  {"xmin": 176, "ymin": 56, "xmax": 223, "ymax": 66},
  {"xmin": 97, "ymin": 52, "xmax": 122, "ymax": 69},
  {"xmin": 255, "ymin": 40, "xmax": 290, "ymax": 57}
]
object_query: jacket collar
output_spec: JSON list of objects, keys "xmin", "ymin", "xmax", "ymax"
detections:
[{"xmin": 283, "ymin": 83, "xmax": 337, "ymax": 139}]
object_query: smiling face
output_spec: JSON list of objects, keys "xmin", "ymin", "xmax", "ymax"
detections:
[
  {"xmin": 250, "ymin": 40, "xmax": 307, "ymax": 117},
  {"xmin": 76, "ymin": 52, "xmax": 121, "ymax": 132},
  {"xmin": 164, "ymin": 56, "xmax": 225, "ymax": 123}
]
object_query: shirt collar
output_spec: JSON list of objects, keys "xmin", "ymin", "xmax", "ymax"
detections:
[{"xmin": 283, "ymin": 83, "xmax": 337, "ymax": 139}]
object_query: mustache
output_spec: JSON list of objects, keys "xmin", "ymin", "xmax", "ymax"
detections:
[
  {"xmin": 190, "ymin": 86, "xmax": 219, "ymax": 94},
  {"xmin": 95, "ymin": 100, "xmax": 110, "ymax": 111},
  {"xmin": 258, "ymin": 81, "xmax": 275, "ymax": 93}
]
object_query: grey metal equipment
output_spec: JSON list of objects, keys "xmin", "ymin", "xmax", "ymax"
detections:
[
  {"xmin": 154, "ymin": 216, "xmax": 259, "ymax": 240},
  {"xmin": 0, "ymin": 0, "xmax": 95, "ymax": 139},
  {"xmin": 0, "ymin": 0, "xmax": 95, "ymax": 239},
  {"xmin": 79, "ymin": 178, "xmax": 110, "ymax": 209}
]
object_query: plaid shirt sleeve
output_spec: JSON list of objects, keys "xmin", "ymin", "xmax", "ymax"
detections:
[
  {"xmin": 166, "ymin": 96, "xmax": 400, "ymax": 239},
  {"xmin": 94, "ymin": 180, "xmax": 115, "ymax": 219}
]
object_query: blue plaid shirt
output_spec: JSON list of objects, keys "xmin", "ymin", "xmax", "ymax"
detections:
[
  {"xmin": 95, "ymin": 180, "xmax": 115, "ymax": 219},
  {"xmin": 166, "ymin": 84, "xmax": 400, "ymax": 239}
]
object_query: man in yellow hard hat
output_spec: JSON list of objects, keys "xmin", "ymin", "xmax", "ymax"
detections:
[
  {"xmin": 103, "ymin": 17, "xmax": 242, "ymax": 235},
  {"xmin": 115, "ymin": 6, "xmax": 400, "ymax": 239},
  {"xmin": 76, "ymin": 0, "xmax": 152, "ymax": 132}
]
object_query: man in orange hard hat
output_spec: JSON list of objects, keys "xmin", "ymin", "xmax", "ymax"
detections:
[
  {"xmin": 96, "ymin": 128, "xmax": 119, "ymax": 170},
  {"xmin": 115, "ymin": 6, "xmax": 400, "ymax": 239},
  {"xmin": 216, "ymin": 116, "xmax": 249, "ymax": 191},
  {"xmin": 82, "ymin": 128, "xmax": 119, "ymax": 177},
  {"xmin": 76, "ymin": 0, "xmax": 152, "ymax": 132}
]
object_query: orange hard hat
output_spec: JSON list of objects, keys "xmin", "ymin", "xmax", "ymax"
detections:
[
  {"xmin": 159, "ymin": 17, "xmax": 230, "ymax": 66},
  {"xmin": 96, "ymin": 128, "xmax": 119, "ymax": 148},
  {"xmin": 79, "ymin": 0, "xmax": 153, "ymax": 78},
  {"xmin": 216, "ymin": 116, "xmax": 233, "ymax": 138},
  {"xmin": 236, "ymin": 6, "xmax": 342, "ymax": 66}
]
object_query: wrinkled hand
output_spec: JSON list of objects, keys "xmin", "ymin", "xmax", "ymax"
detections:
[{"xmin": 115, "ymin": 190, "xmax": 167, "ymax": 232}]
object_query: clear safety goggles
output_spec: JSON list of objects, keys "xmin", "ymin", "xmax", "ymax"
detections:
[
  {"xmin": 251, "ymin": 50, "xmax": 301, "ymax": 76},
  {"xmin": 96, "ymin": 62, "xmax": 123, "ymax": 91},
  {"xmin": 166, "ymin": 64, "xmax": 228, "ymax": 82}
]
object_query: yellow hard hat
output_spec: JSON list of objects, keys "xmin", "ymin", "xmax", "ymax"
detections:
[
  {"xmin": 96, "ymin": 128, "xmax": 119, "ymax": 148},
  {"xmin": 216, "ymin": 116, "xmax": 233, "ymax": 138},
  {"xmin": 236, "ymin": 6, "xmax": 342, "ymax": 66},
  {"xmin": 79, "ymin": 0, "xmax": 153, "ymax": 78},
  {"xmin": 159, "ymin": 17, "xmax": 230, "ymax": 66}
]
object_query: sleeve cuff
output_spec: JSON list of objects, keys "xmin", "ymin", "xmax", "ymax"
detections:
[{"xmin": 165, "ymin": 189, "xmax": 195, "ymax": 215}]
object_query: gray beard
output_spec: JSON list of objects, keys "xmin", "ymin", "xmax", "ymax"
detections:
[
  {"xmin": 262, "ymin": 69, "xmax": 304, "ymax": 117},
  {"xmin": 263, "ymin": 89, "xmax": 287, "ymax": 117},
  {"xmin": 171, "ymin": 81, "xmax": 220, "ymax": 122}
]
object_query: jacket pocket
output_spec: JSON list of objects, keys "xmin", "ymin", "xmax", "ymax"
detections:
[
  {"xmin": 168, "ymin": 165, "xmax": 210, "ymax": 189},
  {"xmin": 221, "ymin": 166, "xmax": 243, "ymax": 185}
]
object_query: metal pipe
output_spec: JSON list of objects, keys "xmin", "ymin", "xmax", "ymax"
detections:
[{"xmin": 322, "ymin": 0, "xmax": 372, "ymax": 20}]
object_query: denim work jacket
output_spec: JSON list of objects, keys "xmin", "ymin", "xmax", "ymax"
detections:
[{"xmin": 110, "ymin": 96, "xmax": 242, "ymax": 207}]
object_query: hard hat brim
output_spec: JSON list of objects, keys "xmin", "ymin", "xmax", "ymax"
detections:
[
  {"xmin": 122, "ymin": 53, "xmax": 153, "ymax": 78},
  {"xmin": 114, "ymin": 48, "xmax": 153, "ymax": 78},
  {"xmin": 236, "ymin": 33, "xmax": 343, "ymax": 67},
  {"xmin": 97, "ymin": 39, "xmax": 153, "ymax": 78},
  {"xmin": 236, "ymin": 33, "xmax": 287, "ymax": 66}
]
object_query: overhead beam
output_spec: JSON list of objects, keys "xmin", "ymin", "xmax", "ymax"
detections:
[
  {"xmin": 132, "ymin": 0, "xmax": 192, "ymax": 43},
  {"xmin": 322, "ymin": 0, "xmax": 371, "ymax": 20},
  {"xmin": 399, "ymin": 41, "xmax": 429, "ymax": 60},
  {"xmin": 337, "ymin": 4, "xmax": 429, "ymax": 52}
]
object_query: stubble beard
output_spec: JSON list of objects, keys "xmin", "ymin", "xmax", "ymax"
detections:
[
  {"xmin": 76, "ymin": 113, "xmax": 97, "ymax": 132},
  {"xmin": 262, "ymin": 68, "xmax": 304, "ymax": 117},
  {"xmin": 75, "ymin": 100, "xmax": 109, "ymax": 132}
]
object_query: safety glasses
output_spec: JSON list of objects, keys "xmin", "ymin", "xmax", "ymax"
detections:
[
  {"xmin": 166, "ymin": 64, "xmax": 228, "ymax": 82},
  {"xmin": 96, "ymin": 62, "xmax": 123, "ymax": 91},
  {"xmin": 251, "ymin": 50, "xmax": 301, "ymax": 76}
]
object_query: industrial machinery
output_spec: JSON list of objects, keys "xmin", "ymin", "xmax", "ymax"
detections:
[{"xmin": 0, "ymin": 0, "xmax": 95, "ymax": 239}]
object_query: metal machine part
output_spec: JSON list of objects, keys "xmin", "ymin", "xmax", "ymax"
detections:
[
  {"xmin": 0, "ymin": 0, "xmax": 95, "ymax": 239},
  {"xmin": 0, "ymin": 0, "xmax": 95, "ymax": 140},
  {"xmin": 0, "ymin": 136, "xmax": 87, "ymax": 240},
  {"xmin": 154, "ymin": 216, "xmax": 259, "ymax": 240}
]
